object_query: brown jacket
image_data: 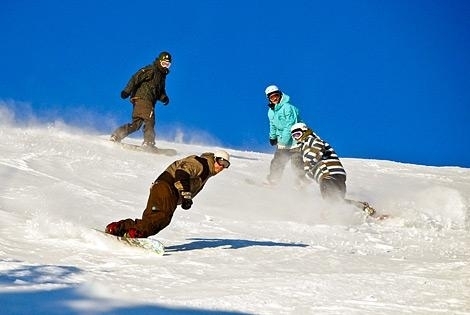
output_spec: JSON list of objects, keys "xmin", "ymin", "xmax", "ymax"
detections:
[{"xmin": 157, "ymin": 153, "xmax": 217, "ymax": 204}]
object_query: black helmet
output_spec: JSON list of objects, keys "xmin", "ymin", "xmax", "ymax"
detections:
[{"xmin": 158, "ymin": 51, "xmax": 172, "ymax": 63}]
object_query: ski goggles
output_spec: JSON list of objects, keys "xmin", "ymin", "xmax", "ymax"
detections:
[
  {"xmin": 267, "ymin": 92, "xmax": 281, "ymax": 101},
  {"xmin": 216, "ymin": 157, "xmax": 230, "ymax": 169},
  {"xmin": 160, "ymin": 60, "xmax": 171, "ymax": 68},
  {"xmin": 291, "ymin": 129, "xmax": 304, "ymax": 140}
]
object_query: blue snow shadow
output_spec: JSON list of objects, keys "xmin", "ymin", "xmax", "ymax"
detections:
[
  {"xmin": 0, "ymin": 260, "xmax": 248, "ymax": 315},
  {"xmin": 165, "ymin": 238, "xmax": 308, "ymax": 252},
  {"xmin": 0, "ymin": 261, "xmax": 81, "ymax": 287}
]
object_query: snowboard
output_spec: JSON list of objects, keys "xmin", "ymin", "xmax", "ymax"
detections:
[
  {"xmin": 370, "ymin": 214, "xmax": 391, "ymax": 221},
  {"xmin": 94, "ymin": 229, "xmax": 165, "ymax": 256},
  {"xmin": 114, "ymin": 141, "xmax": 177, "ymax": 156}
]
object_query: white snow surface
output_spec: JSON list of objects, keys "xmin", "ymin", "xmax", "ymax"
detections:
[{"xmin": 1, "ymin": 122, "xmax": 469, "ymax": 315}]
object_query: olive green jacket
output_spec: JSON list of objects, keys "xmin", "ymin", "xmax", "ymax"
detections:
[{"xmin": 122, "ymin": 60, "xmax": 169, "ymax": 107}]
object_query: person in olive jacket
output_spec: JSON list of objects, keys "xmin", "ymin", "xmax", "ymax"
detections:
[
  {"xmin": 110, "ymin": 51, "xmax": 172, "ymax": 147},
  {"xmin": 105, "ymin": 150, "xmax": 231, "ymax": 238}
]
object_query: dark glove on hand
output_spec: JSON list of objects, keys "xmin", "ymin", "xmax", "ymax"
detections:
[
  {"xmin": 181, "ymin": 191, "xmax": 193, "ymax": 210},
  {"xmin": 120, "ymin": 90, "xmax": 130, "ymax": 99},
  {"xmin": 161, "ymin": 95, "xmax": 169, "ymax": 105},
  {"xmin": 269, "ymin": 138, "xmax": 278, "ymax": 146}
]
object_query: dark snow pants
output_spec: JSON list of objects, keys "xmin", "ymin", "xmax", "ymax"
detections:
[
  {"xmin": 319, "ymin": 174, "xmax": 371, "ymax": 212},
  {"xmin": 119, "ymin": 180, "xmax": 178, "ymax": 237},
  {"xmin": 112, "ymin": 98, "xmax": 156, "ymax": 144},
  {"xmin": 268, "ymin": 148, "xmax": 304, "ymax": 184},
  {"xmin": 319, "ymin": 174, "xmax": 347, "ymax": 201}
]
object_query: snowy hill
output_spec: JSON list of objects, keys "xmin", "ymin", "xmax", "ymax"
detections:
[{"xmin": 1, "ymin": 121, "xmax": 469, "ymax": 315}]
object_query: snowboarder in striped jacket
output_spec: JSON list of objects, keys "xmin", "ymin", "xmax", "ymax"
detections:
[{"xmin": 290, "ymin": 122, "xmax": 376, "ymax": 216}]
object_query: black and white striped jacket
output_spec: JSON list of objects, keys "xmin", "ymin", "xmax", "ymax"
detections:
[{"xmin": 299, "ymin": 133, "xmax": 346, "ymax": 182}]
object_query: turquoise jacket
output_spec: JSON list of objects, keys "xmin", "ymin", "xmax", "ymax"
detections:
[{"xmin": 268, "ymin": 93, "xmax": 302, "ymax": 147}]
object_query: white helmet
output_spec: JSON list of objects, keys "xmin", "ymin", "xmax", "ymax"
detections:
[
  {"xmin": 265, "ymin": 85, "xmax": 280, "ymax": 96},
  {"xmin": 290, "ymin": 122, "xmax": 308, "ymax": 133},
  {"xmin": 214, "ymin": 150, "xmax": 230, "ymax": 168}
]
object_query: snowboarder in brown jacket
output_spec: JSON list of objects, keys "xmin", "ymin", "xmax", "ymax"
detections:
[
  {"xmin": 110, "ymin": 51, "xmax": 171, "ymax": 147},
  {"xmin": 105, "ymin": 150, "xmax": 230, "ymax": 238}
]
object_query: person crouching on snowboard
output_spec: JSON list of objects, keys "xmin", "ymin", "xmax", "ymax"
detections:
[
  {"xmin": 105, "ymin": 150, "xmax": 230, "ymax": 238},
  {"xmin": 290, "ymin": 122, "xmax": 376, "ymax": 216}
]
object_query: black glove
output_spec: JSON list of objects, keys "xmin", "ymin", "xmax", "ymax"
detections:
[
  {"xmin": 181, "ymin": 191, "xmax": 193, "ymax": 210},
  {"xmin": 269, "ymin": 138, "xmax": 278, "ymax": 146},
  {"xmin": 161, "ymin": 95, "xmax": 169, "ymax": 105},
  {"xmin": 120, "ymin": 90, "xmax": 130, "ymax": 99}
]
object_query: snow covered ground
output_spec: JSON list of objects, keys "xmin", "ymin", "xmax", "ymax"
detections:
[{"xmin": 1, "ymin": 117, "xmax": 469, "ymax": 314}]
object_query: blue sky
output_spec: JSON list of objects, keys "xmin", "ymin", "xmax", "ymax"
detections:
[{"xmin": 1, "ymin": 0, "xmax": 469, "ymax": 167}]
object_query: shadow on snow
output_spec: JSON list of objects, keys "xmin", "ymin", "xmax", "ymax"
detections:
[
  {"xmin": 165, "ymin": 237, "xmax": 308, "ymax": 252},
  {"xmin": 0, "ymin": 260, "xmax": 249, "ymax": 315}
]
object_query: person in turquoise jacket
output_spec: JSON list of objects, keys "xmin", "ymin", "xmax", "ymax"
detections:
[{"xmin": 265, "ymin": 84, "xmax": 305, "ymax": 186}]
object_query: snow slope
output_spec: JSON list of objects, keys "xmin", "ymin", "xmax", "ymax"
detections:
[{"xmin": 1, "ymin": 120, "xmax": 469, "ymax": 314}]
